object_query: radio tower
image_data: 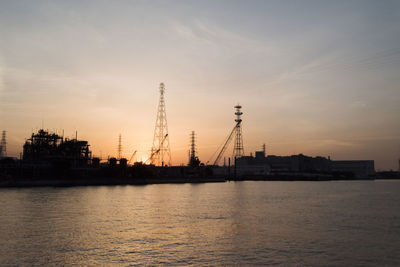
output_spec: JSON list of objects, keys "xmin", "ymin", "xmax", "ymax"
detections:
[
  {"xmin": 151, "ymin": 83, "xmax": 171, "ymax": 166},
  {"xmin": 0, "ymin": 131, "xmax": 6, "ymax": 157},
  {"xmin": 233, "ymin": 104, "xmax": 244, "ymax": 158}
]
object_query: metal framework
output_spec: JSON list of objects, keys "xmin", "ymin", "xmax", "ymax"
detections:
[
  {"xmin": 188, "ymin": 131, "xmax": 201, "ymax": 167},
  {"xmin": 233, "ymin": 104, "xmax": 244, "ymax": 158},
  {"xmin": 118, "ymin": 134, "xmax": 122, "ymax": 159},
  {"xmin": 190, "ymin": 131, "xmax": 196, "ymax": 162},
  {"xmin": 0, "ymin": 131, "xmax": 6, "ymax": 157},
  {"xmin": 212, "ymin": 105, "xmax": 245, "ymax": 165},
  {"xmin": 151, "ymin": 83, "xmax": 171, "ymax": 166},
  {"xmin": 213, "ymin": 122, "xmax": 239, "ymax": 166},
  {"xmin": 128, "ymin": 151, "xmax": 137, "ymax": 165},
  {"xmin": 22, "ymin": 129, "xmax": 91, "ymax": 166}
]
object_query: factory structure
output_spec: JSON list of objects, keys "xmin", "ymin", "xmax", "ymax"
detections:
[
  {"xmin": 236, "ymin": 152, "xmax": 375, "ymax": 179},
  {"xmin": 0, "ymin": 82, "xmax": 390, "ymax": 186},
  {"xmin": 22, "ymin": 129, "xmax": 91, "ymax": 167}
]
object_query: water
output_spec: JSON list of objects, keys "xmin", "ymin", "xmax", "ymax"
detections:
[{"xmin": 1, "ymin": 181, "xmax": 400, "ymax": 266}]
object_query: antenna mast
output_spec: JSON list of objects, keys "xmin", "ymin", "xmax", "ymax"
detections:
[{"xmin": 233, "ymin": 104, "xmax": 244, "ymax": 158}]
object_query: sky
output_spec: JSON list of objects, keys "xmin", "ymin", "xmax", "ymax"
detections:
[{"xmin": 0, "ymin": 0, "xmax": 399, "ymax": 170}]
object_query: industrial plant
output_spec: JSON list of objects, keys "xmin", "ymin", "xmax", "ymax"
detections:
[{"xmin": 0, "ymin": 82, "xmax": 397, "ymax": 187}]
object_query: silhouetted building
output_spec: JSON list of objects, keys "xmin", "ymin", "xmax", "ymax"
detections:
[
  {"xmin": 23, "ymin": 129, "xmax": 91, "ymax": 167},
  {"xmin": 92, "ymin": 157, "xmax": 100, "ymax": 168},
  {"xmin": 236, "ymin": 149, "xmax": 271, "ymax": 176},
  {"xmin": 331, "ymin": 160, "xmax": 375, "ymax": 178},
  {"xmin": 119, "ymin": 158, "xmax": 127, "ymax": 168},
  {"xmin": 264, "ymin": 154, "xmax": 374, "ymax": 177},
  {"xmin": 266, "ymin": 154, "xmax": 331, "ymax": 173},
  {"xmin": 108, "ymin": 157, "xmax": 117, "ymax": 167}
]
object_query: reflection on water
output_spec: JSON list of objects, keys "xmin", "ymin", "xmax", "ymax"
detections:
[{"xmin": 1, "ymin": 181, "xmax": 400, "ymax": 266}]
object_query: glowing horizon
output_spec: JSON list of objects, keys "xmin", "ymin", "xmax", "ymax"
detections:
[{"xmin": 1, "ymin": 1, "xmax": 399, "ymax": 170}]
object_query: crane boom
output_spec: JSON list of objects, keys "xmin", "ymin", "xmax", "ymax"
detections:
[
  {"xmin": 128, "ymin": 150, "xmax": 137, "ymax": 164},
  {"xmin": 146, "ymin": 134, "xmax": 168, "ymax": 164},
  {"xmin": 213, "ymin": 121, "xmax": 240, "ymax": 165}
]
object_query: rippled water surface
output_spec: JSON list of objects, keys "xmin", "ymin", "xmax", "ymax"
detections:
[{"xmin": 1, "ymin": 181, "xmax": 400, "ymax": 266}]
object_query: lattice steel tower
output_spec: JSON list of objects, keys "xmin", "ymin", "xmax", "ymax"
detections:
[
  {"xmin": 118, "ymin": 134, "xmax": 122, "ymax": 159},
  {"xmin": 151, "ymin": 83, "xmax": 171, "ymax": 166},
  {"xmin": 0, "ymin": 131, "xmax": 6, "ymax": 157},
  {"xmin": 190, "ymin": 131, "xmax": 196, "ymax": 161},
  {"xmin": 188, "ymin": 131, "xmax": 200, "ymax": 167},
  {"xmin": 233, "ymin": 104, "xmax": 244, "ymax": 158}
]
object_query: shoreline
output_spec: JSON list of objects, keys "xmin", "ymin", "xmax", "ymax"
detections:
[{"xmin": 1, "ymin": 176, "xmax": 396, "ymax": 188}]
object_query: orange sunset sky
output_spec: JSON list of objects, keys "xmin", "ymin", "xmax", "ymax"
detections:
[{"xmin": 1, "ymin": 1, "xmax": 399, "ymax": 170}]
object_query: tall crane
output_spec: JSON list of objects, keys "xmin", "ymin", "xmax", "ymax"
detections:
[
  {"xmin": 146, "ymin": 134, "xmax": 168, "ymax": 164},
  {"xmin": 128, "ymin": 150, "xmax": 137, "ymax": 165},
  {"xmin": 212, "ymin": 121, "xmax": 240, "ymax": 166},
  {"xmin": 211, "ymin": 104, "xmax": 244, "ymax": 166}
]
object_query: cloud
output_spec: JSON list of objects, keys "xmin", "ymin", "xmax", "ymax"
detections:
[
  {"xmin": 169, "ymin": 18, "xmax": 276, "ymax": 53},
  {"xmin": 351, "ymin": 101, "xmax": 367, "ymax": 109}
]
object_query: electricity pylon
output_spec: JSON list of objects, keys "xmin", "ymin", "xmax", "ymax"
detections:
[{"xmin": 151, "ymin": 83, "xmax": 171, "ymax": 166}]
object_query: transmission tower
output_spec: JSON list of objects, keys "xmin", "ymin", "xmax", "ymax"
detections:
[
  {"xmin": 188, "ymin": 131, "xmax": 200, "ymax": 166},
  {"xmin": 0, "ymin": 131, "xmax": 6, "ymax": 157},
  {"xmin": 233, "ymin": 104, "xmax": 244, "ymax": 158},
  {"xmin": 118, "ymin": 134, "xmax": 122, "ymax": 159},
  {"xmin": 151, "ymin": 83, "xmax": 171, "ymax": 166},
  {"xmin": 190, "ymin": 131, "xmax": 196, "ymax": 161}
]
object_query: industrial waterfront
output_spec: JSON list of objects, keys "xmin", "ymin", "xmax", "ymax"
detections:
[
  {"xmin": 2, "ymin": 1, "xmax": 400, "ymax": 266},
  {"xmin": 0, "ymin": 83, "xmax": 398, "ymax": 186}
]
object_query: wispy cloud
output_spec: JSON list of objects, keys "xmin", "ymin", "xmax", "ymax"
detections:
[{"xmin": 169, "ymin": 18, "xmax": 275, "ymax": 53}]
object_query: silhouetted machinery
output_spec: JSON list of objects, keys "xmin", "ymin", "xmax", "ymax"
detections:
[
  {"xmin": 212, "ymin": 121, "xmax": 241, "ymax": 165},
  {"xmin": 23, "ymin": 129, "xmax": 91, "ymax": 167},
  {"xmin": 210, "ymin": 105, "xmax": 244, "ymax": 166},
  {"xmin": 145, "ymin": 134, "xmax": 168, "ymax": 164},
  {"xmin": 128, "ymin": 150, "xmax": 137, "ymax": 165}
]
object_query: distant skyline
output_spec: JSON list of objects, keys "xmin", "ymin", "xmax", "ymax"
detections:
[{"xmin": 1, "ymin": 0, "xmax": 399, "ymax": 170}]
